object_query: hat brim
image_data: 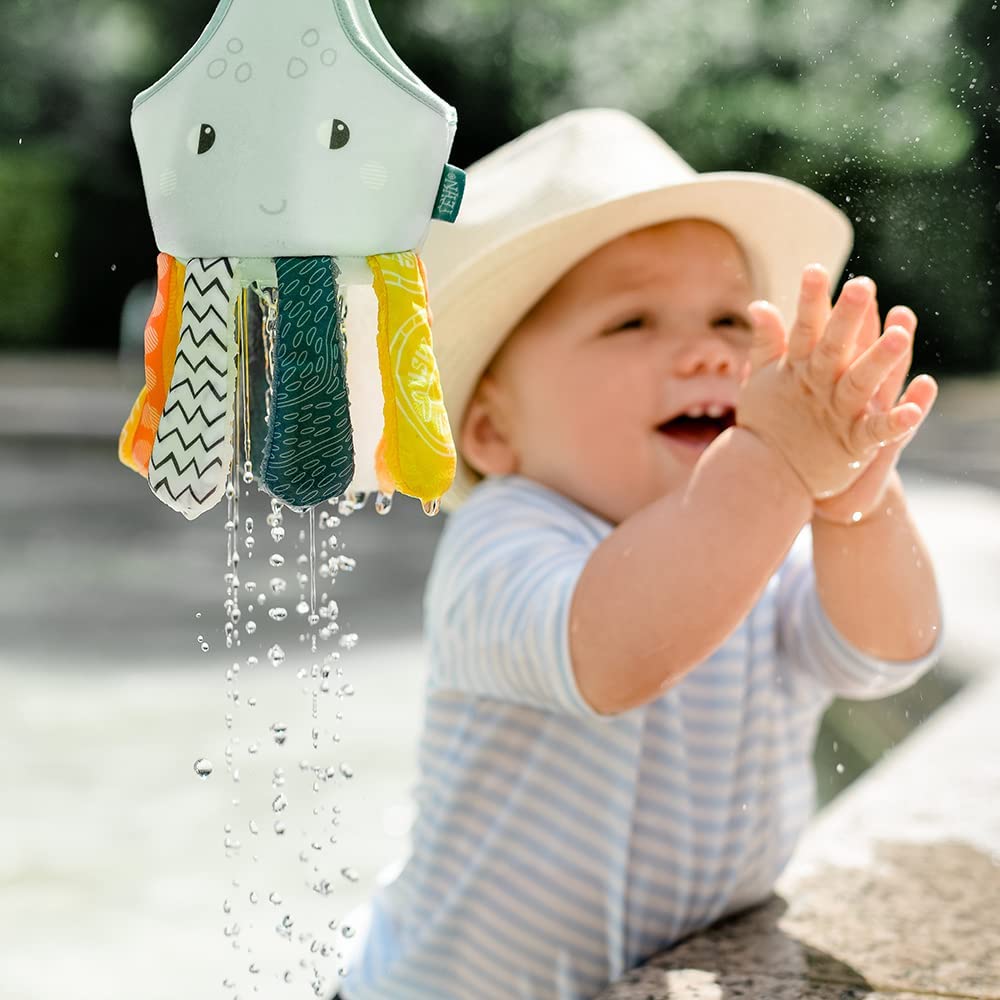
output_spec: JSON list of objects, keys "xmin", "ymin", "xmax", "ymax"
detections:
[{"xmin": 428, "ymin": 171, "xmax": 854, "ymax": 511}]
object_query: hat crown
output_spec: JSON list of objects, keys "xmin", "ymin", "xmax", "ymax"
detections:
[{"xmin": 422, "ymin": 108, "xmax": 695, "ymax": 281}]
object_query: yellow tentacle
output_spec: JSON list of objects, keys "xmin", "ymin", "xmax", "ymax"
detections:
[{"xmin": 368, "ymin": 251, "xmax": 455, "ymax": 503}]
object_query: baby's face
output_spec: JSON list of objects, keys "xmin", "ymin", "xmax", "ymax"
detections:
[{"xmin": 463, "ymin": 219, "xmax": 758, "ymax": 524}]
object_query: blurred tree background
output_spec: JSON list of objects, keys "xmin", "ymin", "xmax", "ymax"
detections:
[{"xmin": 1, "ymin": 0, "xmax": 996, "ymax": 371}]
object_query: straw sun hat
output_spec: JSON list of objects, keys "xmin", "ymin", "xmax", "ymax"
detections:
[{"xmin": 420, "ymin": 107, "xmax": 854, "ymax": 511}]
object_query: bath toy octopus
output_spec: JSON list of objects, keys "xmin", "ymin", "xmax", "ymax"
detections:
[{"xmin": 118, "ymin": 0, "xmax": 465, "ymax": 519}]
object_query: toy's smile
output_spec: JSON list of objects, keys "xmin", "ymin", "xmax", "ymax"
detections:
[{"xmin": 259, "ymin": 199, "xmax": 288, "ymax": 215}]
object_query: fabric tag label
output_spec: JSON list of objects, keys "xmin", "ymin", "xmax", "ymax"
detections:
[{"xmin": 432, "ymin": 164, "xmax": 465, "ymax": 224}]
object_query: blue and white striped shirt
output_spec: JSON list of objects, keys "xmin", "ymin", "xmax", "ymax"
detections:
[{"xmin": 340, "ymin": 473, "xmax": 943, "ymax": 1000}]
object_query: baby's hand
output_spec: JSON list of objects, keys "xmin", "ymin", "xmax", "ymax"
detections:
[{"xmin": 735, "ymin": 269, "xmax": 923, "ymax": 500}]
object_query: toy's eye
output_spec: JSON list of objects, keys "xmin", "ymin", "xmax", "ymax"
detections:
[
  {"xmin": 317, "ymin": 118, "xmax": 351, "ymax": 150},
  {"xmin": 187, "ymin": 123, "xmax": 217, "ymax": 155}
]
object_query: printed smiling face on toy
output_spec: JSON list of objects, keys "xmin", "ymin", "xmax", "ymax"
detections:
[
  {"xmin": 119, "ymin": 0, "xmax": 465, "ymax": 520},
  {"xmin": 131, "ymin": 0, "xmax": 459, "ymax": 258}
]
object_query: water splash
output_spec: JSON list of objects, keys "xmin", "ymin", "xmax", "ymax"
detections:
[{"xmin": 211, "ymin": 297, "xmax": 365, "ymax": 993}]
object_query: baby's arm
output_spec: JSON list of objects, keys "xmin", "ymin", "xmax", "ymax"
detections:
[
  {"xmin": 569, "ymin": 425, "xmax": 812, "ymax": 715},
  {"xmin": 570, "ymin": 270, "xmax": 922, "ymax": 717}
]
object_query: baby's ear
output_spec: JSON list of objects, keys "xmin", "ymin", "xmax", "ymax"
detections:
[{"xmin": 460, "ymin": 373, "xmax": 519, "ymax": 478}]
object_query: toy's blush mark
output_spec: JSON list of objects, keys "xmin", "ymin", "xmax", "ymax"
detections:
[
  {"xmin": 236, "ymin": 63, "xmax": 252, "ymax": 83},
  {"xmin": 360, "ymin": 161, "xmax": 388, "ymax": 190},
  {"xmin": 227, "ymin": 37, "xmax": 243, "ymax": 54},
  {"xmin": 288, "ymin": 57, "xmax": 308, "ymax": 79},
  {"xmin": 321, "ymin": 49, "xmax": 338, "ymax": 67},
  {"xmin": 207, "ymin": 58, "xmax": 227, "ymax": 79},
  {"xmin": 302, "ymin": 28, "xmax": 320, "ymax": 47},
  {"xmin": 159, "ymin": 168, "xmax": 178, "ymax": 197}
]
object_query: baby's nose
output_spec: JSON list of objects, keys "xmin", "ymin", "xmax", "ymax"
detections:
[{"xmin": 673, "ymin": 335, "xmax": 742, "ymax": 377}]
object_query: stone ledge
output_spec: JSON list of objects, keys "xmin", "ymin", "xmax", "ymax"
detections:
[{"xmin": 596, "ymin": 669, "xmax": 1000, "ymax": 999}]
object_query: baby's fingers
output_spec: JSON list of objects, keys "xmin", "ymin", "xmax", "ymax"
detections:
[
  {"xmin": 833, "ymin": 326, "xmax": 910, "ymax": 417},
  {"xmin": 850, "ymin": 401, "xmax": 922, "ymax": 452}
]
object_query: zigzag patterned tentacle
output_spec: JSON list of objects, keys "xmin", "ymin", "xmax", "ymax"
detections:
[{"xmin": 148, "ymin": 257, "xmax": 237, "ymax": 519}]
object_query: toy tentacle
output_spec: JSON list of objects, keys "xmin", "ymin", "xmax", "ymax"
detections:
[
  {"xmin": 118, "ymin": 388, "xmax": 148, "ymax": 474},
  {"xmin": 368, "ymin": 251, "xmax": 455, "ymax": 504},
  {"xmin": 260, "ymin": 256, "xmax": 355, "ymax": 508},
  {"xmin": 126, "ymin": 254, "xmax": 186, "ymax": 473},
  {"xmin": 147, "ymin": 257, "xmax": 238, "ymax": 519}
]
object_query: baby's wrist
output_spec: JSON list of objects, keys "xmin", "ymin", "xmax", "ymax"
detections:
[{"xmin": 731, "ymin": 426, "xmax": 813, "ymax": 510}]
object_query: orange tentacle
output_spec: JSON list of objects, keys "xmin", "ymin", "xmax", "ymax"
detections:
[{"xmin": 129, "ymin": 255, "xmax": 185, "ymax": 473}]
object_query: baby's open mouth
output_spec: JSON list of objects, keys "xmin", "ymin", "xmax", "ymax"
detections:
[{"xmin": 658, "ymin": 410, "xmax": 735, "ymax": 446}]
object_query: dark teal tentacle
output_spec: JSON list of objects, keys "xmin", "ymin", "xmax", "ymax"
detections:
[{"xmin": 260, "ymin": 257, "xmax": 355, "ymax": 507}]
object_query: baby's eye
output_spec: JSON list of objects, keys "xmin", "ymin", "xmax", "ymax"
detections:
[
  {"xmin": 715, "ymin": 313, "xmax": 751, "ymax": 330},
  {"xmin": 605, "ymin": 316, "xmax": 644, "ymax": 334}
]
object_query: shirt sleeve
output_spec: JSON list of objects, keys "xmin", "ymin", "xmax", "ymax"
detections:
[
  {"xmin": 423, "ymin": 480, "xmax": 611, "ymax": 720},
  {"xmin": 774, "ymin": 524, "xmax": 946, "ymax": 706}
]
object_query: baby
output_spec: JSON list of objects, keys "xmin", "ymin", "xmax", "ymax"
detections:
[{"xmin": 335, "ymin": 108, "xmax": 944, "ymax": 1000}]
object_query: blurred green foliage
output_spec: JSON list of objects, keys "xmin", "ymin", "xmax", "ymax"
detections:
[{"xmin": 1, "ymin": 0, "xmax": 996, "ymax": 370}]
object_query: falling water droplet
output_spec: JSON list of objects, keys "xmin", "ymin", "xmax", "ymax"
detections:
[
  {"xmin": 271, "ymin": 525, "xmax": 286, "ymax": 543},
  {"xmin": 421, "ymin": 499, "xmax": 441, "ymax": 517},
  {"xmin": 340, "ymin": 867, "xmax": 359, "ymax": 883},
  {"xmin": 273, "ymin": 819, "xmax": 286, "ymax": 835},
  {"xmin": 296, "ymin": 600, "xmax": 310, "ymax": 615},
  {"xmin": 269, "ymin": 553, "xmax": 285, "ymax": 567},
  {"xmin": 268, "ymin": 891, "xmax": 282, "ymax": 904},
  {"xmin": 342, "ymin": 925, "xmax": 355, "ymax": 938},
  {"xmin": 194, "ymin": 758, "xmax": 213, "ymax": 779},
  {"xmin": 272, "ymin": 793, "xmax": 288, "ymax": 813},
  {"xmin": 339, "ymin": 633, "xmax": 358, "ymax": 650},
  {"xmin": 270, "ymin": 722, "xmax": 288, "ymax": 745},
  {"xmin": 245, "ymin": 620, "xmax": 257, "ymax": 635},
  {"xmin": 836, "ymin": 763, "xmax": 845, "ymax": 774},
  {"xmin": 270, "ymin": 577, "xmax": 287, "ymax": 595},
  {"xmin": 339, "ymin": 762, "xmax": 354, "ymax": 779},
  {"xmin": 267, "ymin": 644, "xmax": 286, "ymax": 666},
  {"xmin": 375, "ymin": 491, "xmax": 393, "ymax": 515},
  {"xmin": 242, "ymin": 460, "xmax": 255, "ymax": 484},
  {"xmin": 269, "ymin": 607, "xmax": 288, "ymax": 622}
]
